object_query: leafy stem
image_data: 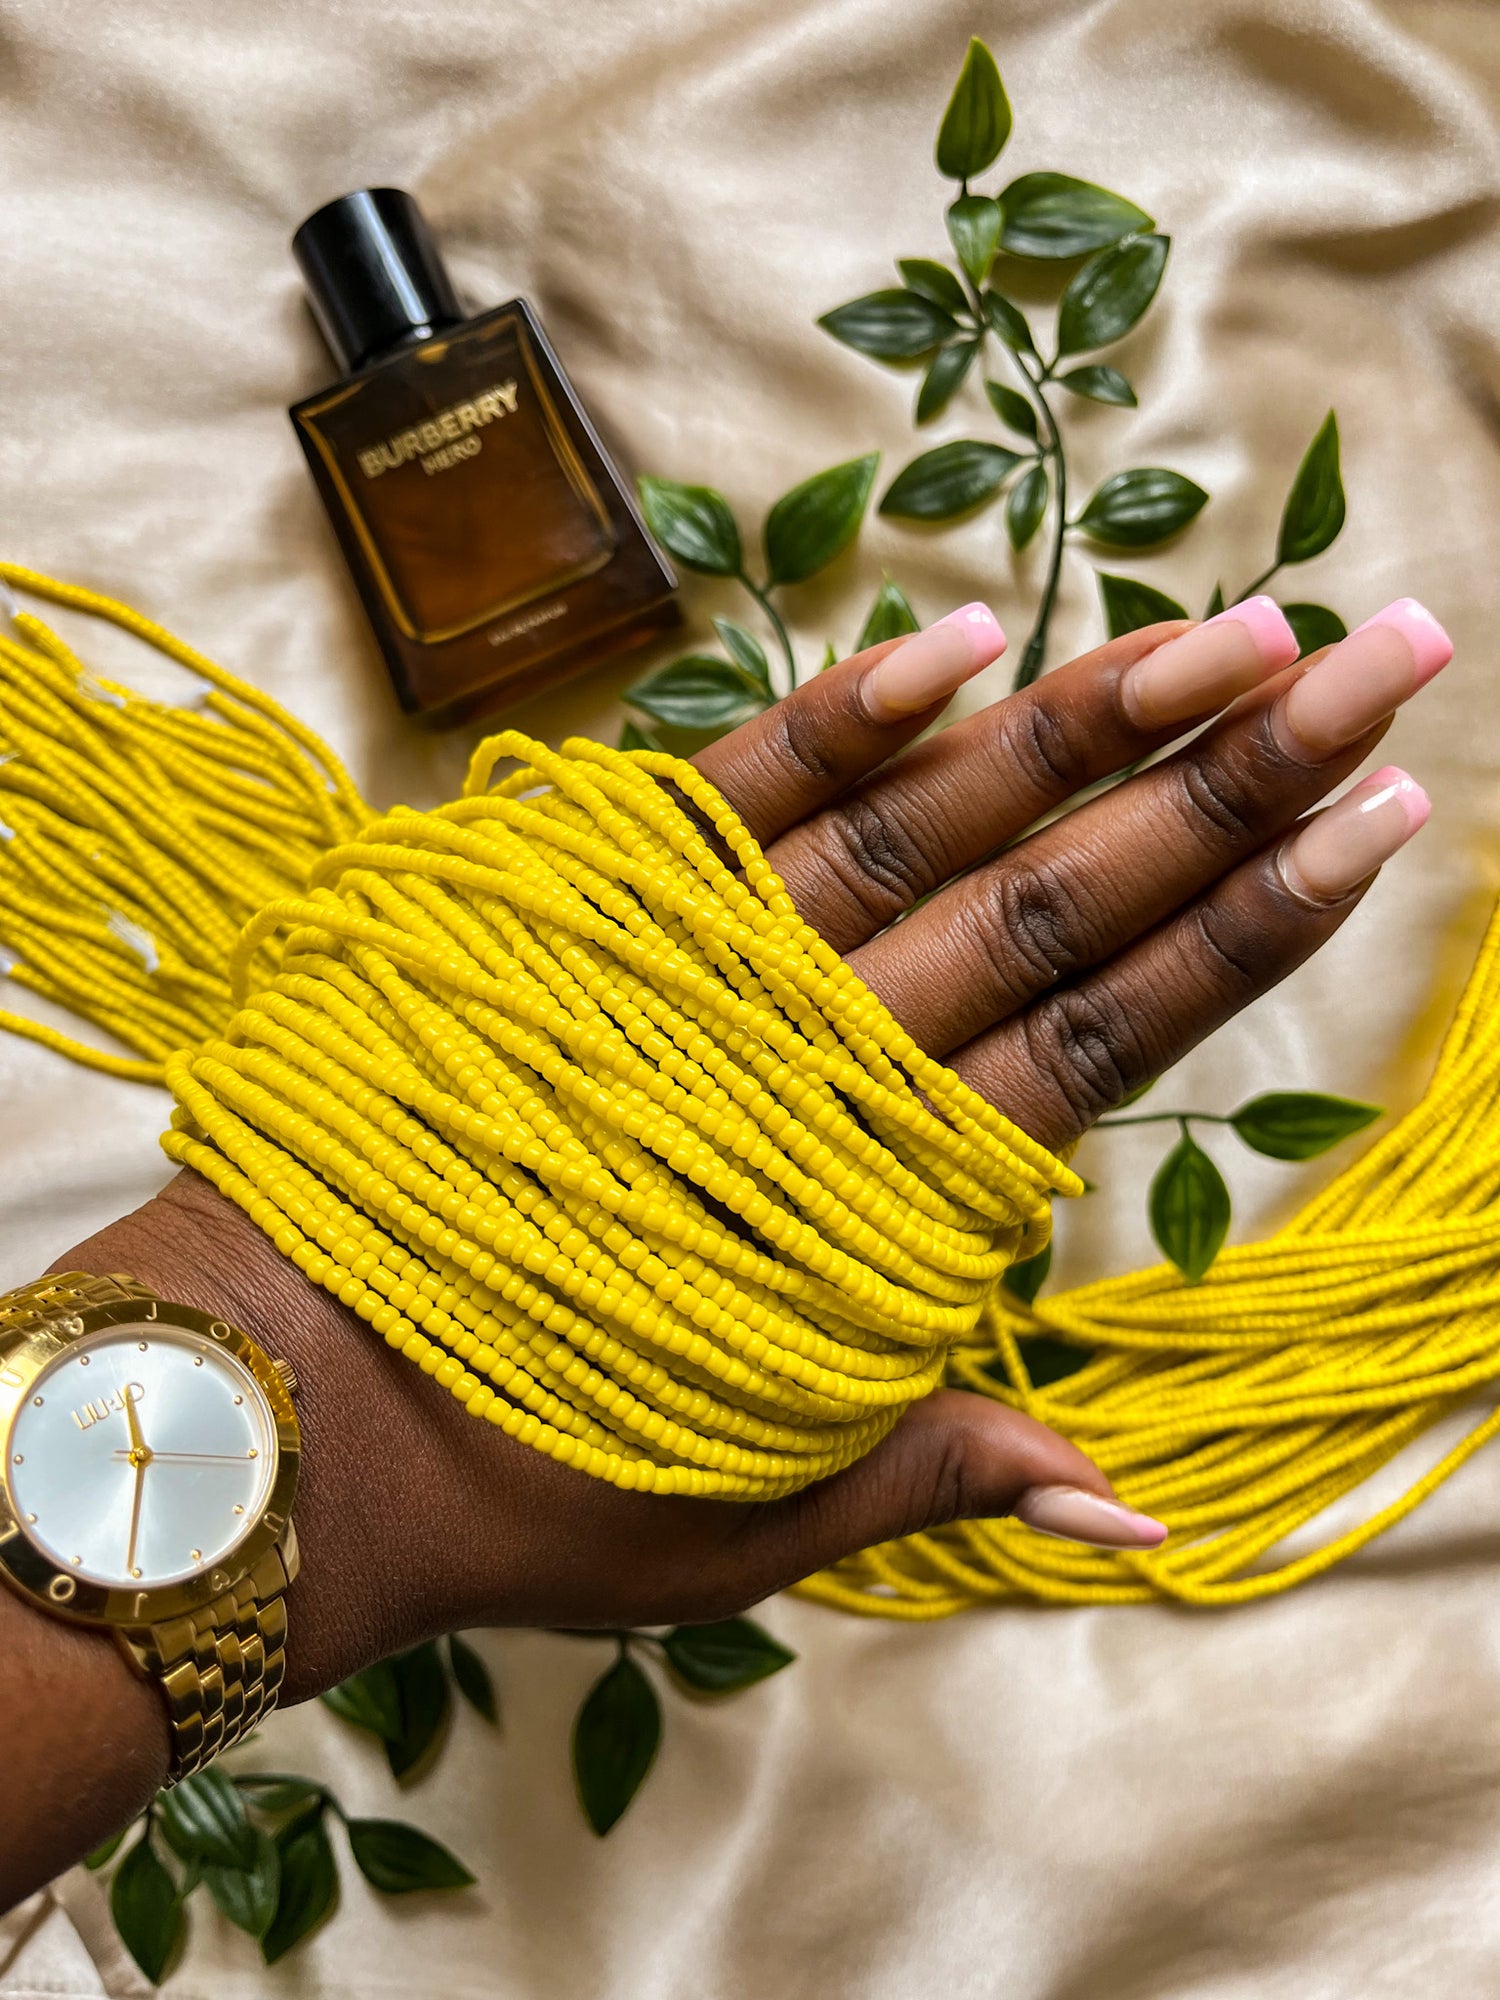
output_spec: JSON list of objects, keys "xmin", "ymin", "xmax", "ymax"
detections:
[
  {"xmin": 1095, "ymin": 1109, "xmax": 1230, "ymax": 1130},
  {"xmin": 739, "ymin": 572, "xmax": 796, "ymax": 684},
  {"xmin": 1014, "ymin": 353, "xmax": 1066, "ymax": 688},
  {"xmin": 1232, "ymin": 562, "xmax": 1281, "ymax": 603}
]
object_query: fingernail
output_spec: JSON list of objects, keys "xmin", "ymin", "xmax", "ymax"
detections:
[
  {"xmin": 1013, "ymin": 1484, "xmax": 1168, "ymax": 1551},
  {"xmin": 1351, "ymin": 597, "xmax": 1453, "ymax": 684},
  {"xmin": 860, "ymin": 601, "xmax": 1006, "ymax": 723},
  {"xmin": 1121, "ymin": 595, "xmax": 1299, "ymax": 727},
  {"xmin": 1278, "ymin": 764, "xmax": 1430, "ymax": 905},
  {"xmin": 1274, "ymin": 597, "xmax": 1452, "ymax": 760}
]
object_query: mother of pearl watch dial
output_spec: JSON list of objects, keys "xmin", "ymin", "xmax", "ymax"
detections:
[{"xmin": 5, "ymin": 1323, "xmax": 276, "ymax": 1589}]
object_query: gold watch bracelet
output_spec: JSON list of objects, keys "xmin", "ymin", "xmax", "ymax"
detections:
[{"xmin": 0, "ymin": 1272, "xmax": 292, "ymax": 1783}]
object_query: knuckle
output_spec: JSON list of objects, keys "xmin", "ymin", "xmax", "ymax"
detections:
[
  {"xmin": 1021, "ymin": 984, "xmax": 1148, "ymax": 1127},
  {"xmin": 812, "ymin": 798, "xmax": 938, "ymax": 928},
  {"xmin": 980, "ymin": 859, "xmax": 1095, "ymax": 994},
  {"xmin": 767, "ymin": 695, "xmax": 843, "ymax": 789},
  {"xmin": 1169, "ymin": 753, "xmax": 1264, "ymax": 852},
  {"xmin": 1188, "ymin": 898, "xmax": 1266, "ymax": 1000},
  {"xmin": 914, "ymin": 1428, "xmax": 974, "ymax": 1532},
  {"xmin": 994, "ymin": 694, "xmax": 1094, "ymax": 802}
]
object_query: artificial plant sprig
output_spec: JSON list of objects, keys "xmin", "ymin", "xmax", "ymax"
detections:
[
  {"xmin": 625, "ymin": 466, "xmax": 923, "ymax": 739},
  {"xmin": 629, "ymin": 458, "xmax": 881, "ymax": 734},
  {"xmin": 820, "ymin": 36, "xmax": 1208, "ymax": 686},
  {"xmin": 1097, "ymin": 409, "xmax": 1349, "ymax": 658},
  {"xmin": 86, "ymin": 1761, "xmax": 474, "ymax": 1981}
]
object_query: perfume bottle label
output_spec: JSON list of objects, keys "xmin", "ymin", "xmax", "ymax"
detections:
[
  {"xmin": 297, "ymin": 312, "xmax": 617, "ymax": 645},
  {"xmin": 357, "ymin": 381, "xmax": 519, "ymax": 478}
]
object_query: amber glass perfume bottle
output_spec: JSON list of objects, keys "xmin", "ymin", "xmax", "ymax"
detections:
[{"xmin": 289, "ymin": 189, "xmax": 677, "ymax": 726}]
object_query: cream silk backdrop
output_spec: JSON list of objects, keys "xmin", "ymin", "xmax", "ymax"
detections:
[{"xmin": 1, "ymin": 0, "xmax": 1499, "ymax": 1994}]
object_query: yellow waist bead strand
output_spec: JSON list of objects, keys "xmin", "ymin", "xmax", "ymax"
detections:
[{"xmin": 4, "ymin": 564, "xmax": 1500, "ymax": 1589}]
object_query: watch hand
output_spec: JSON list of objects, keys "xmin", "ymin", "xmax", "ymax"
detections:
[
  {"xmin": 120, "ymin": 1383, "xmax": 147, "ymax": 1461},
  {"xmin": 125, "ymin": 1456, "xmax": 146, "ymax": 1577},
  {"xmin": 110, "ymin": 1449, "xmax": 255, "ymax": 1464}
]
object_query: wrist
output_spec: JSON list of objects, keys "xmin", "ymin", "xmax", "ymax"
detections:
[{"xmin": 50, "ymin": 1170, "xmax": 463, "ymax": 1702}]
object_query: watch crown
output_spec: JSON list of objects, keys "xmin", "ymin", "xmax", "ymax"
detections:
[{"xmin": 272, "ymin": 1357, "xmax": 299, "ymax": 1398}]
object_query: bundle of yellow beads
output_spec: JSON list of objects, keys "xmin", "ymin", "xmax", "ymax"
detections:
[
  {"xmin": 4, "ymin": 563, "xmax": 1500, "ymax": 1607},
  {"xmin": 0, "ymin": 564, "xmax": 1075, "ymax": 1500}
]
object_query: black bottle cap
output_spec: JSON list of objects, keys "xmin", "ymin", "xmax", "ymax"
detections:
[{"xmin": 292, "ymin": 188, "xmax": 464, "ymax": 375}]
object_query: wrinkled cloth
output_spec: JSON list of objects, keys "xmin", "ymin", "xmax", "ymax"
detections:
[{"xmin": 2, "ymin": 0, "xmax": 1499, "ymax": 1993}]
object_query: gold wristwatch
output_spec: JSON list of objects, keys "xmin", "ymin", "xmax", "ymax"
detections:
[{"xmin": 0, "ymin": 1273, "xmax": 300, "ymax": 1783}]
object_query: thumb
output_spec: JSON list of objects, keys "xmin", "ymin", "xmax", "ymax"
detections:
[{"xmin": 736, "ymin": 1391, "xmax": 1166, "ymax": 1602}]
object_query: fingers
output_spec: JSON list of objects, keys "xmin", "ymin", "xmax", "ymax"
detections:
[
  {"xmin": 720, "ymin": 1390, "xmax": 1165, "ymax": 1606},
  {"xmin": 763, "ymin": 601, "xmax": 1299, "ymax": 950},
  {"xmin": 947, "ymin": 764, "xmax": 1432, "ymax": 1150},
  {"xmin": 848, "ymin": 605, "xmax": 1450, "ymax": 1055},
  {"xmin": 692, "ymin": 604, "xmax": 1006, "ymax": 844}
]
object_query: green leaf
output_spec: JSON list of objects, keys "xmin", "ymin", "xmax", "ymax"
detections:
[
  {"xmin": 618, "ymin": 718, "xmax": 662, "ymax": 752},
  {"xmin": 322, "ymin": 1657, "xmax": 403, "ymax": 1741},
  {"xmin": 982, "ymin": 289, "xmax": 1036, "ymax": 353},
  {"xmin": 1281, "ymin": 601, "xmax": 1347, "ymax": 658},
  {"xmin": 573, "ymin": 1653, "xmax": 662, "ymax": 1837},
  {"xmin": 857, "ymin": 576, "xmax": 920, "ymax": 650},
  {"xmin": 1076, "ymin": 468, "xmax": 1207, "ymax": 548},
  {"xmin": 627, "ymin": 655, "xmax": 768, "ymax": 731},
  {"xmin": 1006, "ymin": 463, "xmax": 1049, "ymax": 551},
  {"xmin": 158, "ymin": 1766, "xmax": 256, "ymax": 1869},
  {"xmin": 1059, "ymin": 364, "xmax": 1137, "ymax": 407},
  {"xmin": 819, "ymin": 641, "xmax": 838, "ymax": 672},
  {"xmin": 880, "ymin": 440, "xmax": 1021, "ymax": 521},
  {"xmin": 916, "ymin": 339, "xmax": 980, "ymax": 424},
  {"xmin": 817, "ymin": 289, "xmax": 957, "ymax": 361},
  {"xmin": 262, "ymin": 1812, "xmax": 337, "ymax": 1965},
  {"xmin": 1276, "ymin": 411, "xmax": 1344, "ymax": 566},
  {"xmin": 764, "ymin": 454, "xmax": 878, "ymax": 586},
  {"xmin": 346, "ymin": 1818, "xmax": 475, "ymax": 1894},
  {"xmin": 1017, "ymin": 1334, "xmax": 1092, "ymax": 1387},
  {"xmin": 1228, "ymin": 1090, "xmax": 1381, "ymax": 1161},
  {"xmin": 1150, "ymin": 1132, "xmax": 1232, "ymax": 1284},
  {"xmin": 999, "ymin": 172, "xmax": 1154, "ymax": 259},
  {"xmin": 204, "ymin": 1829, "xmax": 281, "ymax": 1940},
  {"xmin": 1002, "ymin": 1239, "xmax": 1052, "ymax": 1305},
  {"xmin": 111, "ymin": 1835, "xmax": 183, "ymax": 1985},
  {"xmin": 447, "ymin": 1633, "xmax": 500, "ymax": 1726},
  {"xmin": 1057, "ymin": 232, "xmax": 1169, "ymax": 356},
  {"xmin": 935, "ymin": 37, "xmax": 1011, "ymax": 179},
  {"xmin": 86, "ymin": 1825, "xmax": 128, "ymax": 1870},
  {"xmin": 384, "ymin": 1640, "xmax": 452, "ymax": 1782},
  {"xmin": 897, "ymin": 258, "xmax": 969, "ymax": 315},
  {"xmin": 946, "ymin": 194, "xmax": 1002, "ymax": 285},
  {"xmin": 984, "ymin": 380, "xmax": 1038, "ymax": 439},
  {"xmin": 662, "ymin": 1617, "xmax": 796, "ymax": 1693},
  {"xmin": 636, "ymin": 475, "xmax": 742, "ymax": 576},
  {"xmin": 712, "ymin": 617, "xmax": 773, "ymax": 694},
  {"xmin": 1096, "ymin": 571, "xmax": 1190, "ymax": 639},
  {"xmin": 233, "ymin": 1776, "xmax": 326, "ymax": 1815},
  {"xmin": 1204, "ymin": 581, "xmax": 1226, "ymax": 618}
]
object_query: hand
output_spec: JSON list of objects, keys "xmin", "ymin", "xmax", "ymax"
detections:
[{"xmin": 19, "ymin": 598, "xmax": 1444, "ymax": 1866}]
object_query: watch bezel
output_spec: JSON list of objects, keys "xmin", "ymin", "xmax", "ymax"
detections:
[{"xmin": 0, "ymin": 1297, "xmax": 300, "ymax": 1630}]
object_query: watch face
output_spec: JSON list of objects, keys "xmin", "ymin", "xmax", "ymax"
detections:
[{"xmin": 4, "ymin": 1321, "xmax": 277, "ymax": 1589}]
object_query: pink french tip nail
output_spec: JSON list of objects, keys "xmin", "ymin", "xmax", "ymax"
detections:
[
  {"xmin": 1121, "ymin": 592, "xmax": 1298, "ymax": 728},
  {"xmin": 1012, "ymin": 1483, "xmax": 1169, "ymax": 1551},
  {"xmin": 1278, "ymin": 764, "xmax": 1431, "ymax": 905},
  {"xmin": 1203, "ymin": 593, "xmax": 1301, "ymax": 671},
  {"xmin": 860, "ymin": 601, "xmax": 1006, "ymax": 723},
  {"xmin": 1364, "ymin": 764, "xmax": 1433, "ymax": 833},
  {"xmin": 933, "ymin": 600, "xmax": 1008, "ymax": 660},
  {"xmin": 1351, "ymin": 597, "xmax": 1453, "ymax": 686}
]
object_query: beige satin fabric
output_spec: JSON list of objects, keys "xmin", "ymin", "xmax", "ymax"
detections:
[{"xmin": 2, "ymin": 0, "xmax": 1499, "ymax": 1992}]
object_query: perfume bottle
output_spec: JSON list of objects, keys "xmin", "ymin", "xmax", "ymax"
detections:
[{"xmin": 289, "ymin": 188, "xmax": 678, "ymax": 726}]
